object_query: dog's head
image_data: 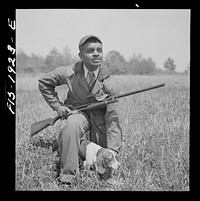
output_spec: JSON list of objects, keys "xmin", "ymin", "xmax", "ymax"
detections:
[{"xmin": 95, "ymin": 148, "xmax": 120, "ymax": 180}]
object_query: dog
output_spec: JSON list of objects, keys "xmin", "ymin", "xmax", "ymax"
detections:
[{"xmin": 83, "ymin": 142, "xmax": 120, "ymax": 181}]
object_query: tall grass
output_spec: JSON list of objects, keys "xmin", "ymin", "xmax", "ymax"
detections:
[{"xmin": 16, "ymin": 75, "xmax": 190, "ymax": 191}]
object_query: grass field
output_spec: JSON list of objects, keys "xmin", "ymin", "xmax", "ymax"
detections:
[{"xmin": 16, "ymin": 74, "xmax": 190, "ymax": 191}]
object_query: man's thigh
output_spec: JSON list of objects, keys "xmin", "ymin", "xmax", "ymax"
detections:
[{"xmin": 60, "ymin": 112, "xmax": 90, "ymax": 137}]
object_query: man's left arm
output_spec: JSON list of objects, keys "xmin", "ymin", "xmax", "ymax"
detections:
[{"xmin": 103, "ymin": 76, "xmax": 123, "ymax": 154}]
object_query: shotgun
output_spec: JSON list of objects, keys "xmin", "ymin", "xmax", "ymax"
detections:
[{"xmin": 30, "ymin": 83, "xmax": 165, "ymax": 137}]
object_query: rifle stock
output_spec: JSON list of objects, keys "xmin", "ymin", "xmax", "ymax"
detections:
[
  {"xmin": 30, "ymin": 115, "xmax": 61, "ymax": 137},
  {"xmin": 30, "ymin": 83, "xmax": 165, "ymax": 137}
]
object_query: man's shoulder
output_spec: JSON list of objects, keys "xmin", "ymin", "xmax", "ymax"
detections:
[
  {"xmin": 101, "ymin": 74, "xmax": 120, "ymax": 97},
  {"xmin": 98, "ymin": 63, "xmax": 112, "ymax": 81}
]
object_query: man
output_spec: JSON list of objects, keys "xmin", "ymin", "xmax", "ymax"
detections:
[{"xmin": 38, "ymin": 35, "xmax": 122, "ymax": 184}]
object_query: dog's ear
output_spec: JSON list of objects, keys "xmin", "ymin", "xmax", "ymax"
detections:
[{"xmin": 95, "ymin": 154, "xmax": 106, "ymax": 174}]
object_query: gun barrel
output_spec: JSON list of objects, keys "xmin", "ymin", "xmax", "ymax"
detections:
[
  {"xmin": 30, "ymin": 83, "xmax": 165, "ymax": 137},
  {"xmin": 114, "ymin": 83, "xmax": 165, "ymax": 99}
]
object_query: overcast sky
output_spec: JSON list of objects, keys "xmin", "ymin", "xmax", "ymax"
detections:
[{"xmin": 16, "ymin": 9, "xmax": 190, "ymax": 72}]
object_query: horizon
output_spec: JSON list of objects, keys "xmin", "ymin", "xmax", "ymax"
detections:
[{"xmin": 16, "ymin": 9, "xmax": 190, "ymax": 72}]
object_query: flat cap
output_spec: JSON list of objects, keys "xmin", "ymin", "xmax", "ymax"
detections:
[{"xmin": 79, "ymin": 35, "xmax": 102, "ymax": 47}]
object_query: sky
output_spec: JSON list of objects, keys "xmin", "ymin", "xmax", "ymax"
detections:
[{"xmin": 16, "ymin": 9, "xmax": 190, "ymax": 72}]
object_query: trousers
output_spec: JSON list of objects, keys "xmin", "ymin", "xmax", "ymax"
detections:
[{"xmin": 57, "ymin": 112, "xmax": 91, "ymax": 174}]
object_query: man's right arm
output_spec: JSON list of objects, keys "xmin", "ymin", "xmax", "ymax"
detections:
[{"xmin": 38, "ymin": 66, "xmax": 74, "ymax": 114}]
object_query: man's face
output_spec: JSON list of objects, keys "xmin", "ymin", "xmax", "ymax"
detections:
[{"xmin": 79, "ymin": 41, "xmax": 103, "ymax": 71}]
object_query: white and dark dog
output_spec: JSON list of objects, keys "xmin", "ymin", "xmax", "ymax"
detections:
[{"xmin": 83, "ymin": 142, "xmax": 120, "ymax": 180}]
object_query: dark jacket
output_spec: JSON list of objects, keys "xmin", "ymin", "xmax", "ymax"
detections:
[{"xmin": 38, "ymin": 61, "xmax": 122, "ymax": 153}]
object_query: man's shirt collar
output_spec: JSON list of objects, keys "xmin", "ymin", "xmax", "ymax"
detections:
[{"xmin": 83, "ymin": 64, "xmax": 100, "ymax": 79}]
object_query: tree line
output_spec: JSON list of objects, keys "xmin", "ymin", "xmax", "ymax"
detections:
[{"xmin": 16, "ymin": 46, "xmax": 189, "ymax": 75}]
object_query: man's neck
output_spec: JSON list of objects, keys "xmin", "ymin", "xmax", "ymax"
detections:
[
  {"xmin": 83, "ymin": 64, "xmax": 100, "ymax": 79},
  {"xmin": 84, "ymin": 63, "xmax": 99, "ymax": 72}
]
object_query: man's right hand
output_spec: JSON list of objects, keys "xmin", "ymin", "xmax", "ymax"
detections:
[{"xmin": 57, "ymin": 106, "xmax": 72, "ymax": 118}]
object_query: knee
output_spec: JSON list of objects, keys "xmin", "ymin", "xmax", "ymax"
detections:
[
  {"xmin": 60, "ymin": 116, "xmax": 82, "ymax": 135},
  {"xmin": 67, "ymin": 116, "xmax": 82, "ymax": 128}
]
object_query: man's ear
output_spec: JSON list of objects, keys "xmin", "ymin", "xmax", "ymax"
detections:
[
  {"xmin": 78, "ymin": 52, "xmax": 82, "ymax": 60},
  {"xmin": 95, "ymin": 155, "xmax": 106, "ymax": 174}
]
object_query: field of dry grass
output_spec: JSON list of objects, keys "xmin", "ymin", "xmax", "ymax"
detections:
[{"xmin": 16, "ymin": 74, "xmax": 190, "ymax": 191}]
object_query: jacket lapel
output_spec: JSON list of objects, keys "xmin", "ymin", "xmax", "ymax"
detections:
[
  {"xmin": 87, "ymin": 79, "xmax": 103, "ymax": 98},
  {"xmin": 78, "ymin": 72, "xmax": 90, "ymax": 93},
  {"xmin": 87, "ymin": 64, "xmax": 111, "ymax": 98},
  {"xmin": 74, "ymin": 61, "xmax": 90, "ymax": 93}
]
